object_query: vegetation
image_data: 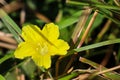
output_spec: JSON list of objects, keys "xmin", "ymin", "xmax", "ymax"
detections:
[{"xmin": 0, "ymin": 0, "xmax": 120, "ymax": 80}]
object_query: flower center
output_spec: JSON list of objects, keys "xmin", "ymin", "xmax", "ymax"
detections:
[{"xmin": 36, "ymin": 43, "xmax": 48, "ymax": 55}]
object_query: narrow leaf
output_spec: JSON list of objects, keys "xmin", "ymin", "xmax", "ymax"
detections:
[
  {"xmin": 0, "ymin": 9, "xmax": 22, "ymax": 43},
  {"xmin": 74, "ymin": 39, "xmax": 120, "ymax": 52},
  {"xmin": 58, "ymin": 72, "xmax": 78, "ymax": 80},
  {"xmin": 0, "ymin": 75, "xmax": 5, "ymax": 80},
  {"xmin": 0, "ymin": 53, "xmax": 14, "ymax": 64},
  {"xmin": 58, "ymin": 11, "xmax": 82, "ymax": 29}
]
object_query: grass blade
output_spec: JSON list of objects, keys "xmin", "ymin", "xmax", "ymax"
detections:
[
  {"xmin": 80, "ymin": 57, "xmax": 120, "ymax": 80},
  {"xmin": 0, "ymin": 9, "xmax": 22, "ymax": 43},
  {"xmin": 74, "ymin": 39, "xmax": 120, "ymax": 52},
  {"xmin": 0, "ymin": 53, "xmax": 14, "ymax": 64}
]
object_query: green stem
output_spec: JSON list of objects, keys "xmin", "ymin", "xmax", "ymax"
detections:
[{"xmin": 0, "ymin": 53, "xmax": 14, "ymax": 64}]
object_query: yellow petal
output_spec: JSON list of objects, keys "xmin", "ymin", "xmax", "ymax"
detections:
[
  {"xmin": 22, "ymin": 25, "xmax": 43, "ymax": 43},
  {"xmin": 32, "ymin": 54, "xmax": 51, "ymax": 69},
  {"xmin": 42, "ymin": 23, "xmax": 59, "ymax": 41},
  {"xmin": 14, "ymin": 42, "xmax": 36, "ymax": 59},
  {"xmin": 49, "ymin": 39, "xmax": 70, "ymax": 55}
]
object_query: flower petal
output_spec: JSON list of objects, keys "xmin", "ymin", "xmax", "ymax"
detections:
[
  {"xmin": 22, "ymin": 25, "xmax": 43, "ymax": 43},
  {"xmin": 49, "ymin": 39, "xmax": 70, "ymax": 55},
  {"xmin": 14, "ymin": 42, "xmax": 36, "ymax": 59},
  {"xmin": 32, "ymin": 54, "xmax": 51, "ymax": 69},
  {"xmin": 42, "ymin": 23, "xmax": 59, "ymax": 41}
]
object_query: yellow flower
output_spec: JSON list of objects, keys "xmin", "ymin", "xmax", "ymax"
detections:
[{"xmin": 14, "ymin": 23, "xmax": 70, "ymax": 69}]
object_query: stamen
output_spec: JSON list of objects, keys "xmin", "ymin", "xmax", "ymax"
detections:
[{"xmin": 36, "ymin": 43, "xmax": 48, "ymax": 55}]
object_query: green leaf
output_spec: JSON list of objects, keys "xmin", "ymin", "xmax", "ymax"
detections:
[
  {"xmin": 0, "ymin": 53, "xmax": 14, "ymax": 64},
  {"xmin": 74, "ymin": 39, "xmax": 120, "ymax": 52},
  {"xmin": 5, "ymin": 72, "xmax": 18, "ymax": 80},
  {"xmin": 58, "ymin": 72, "xmax": 78, "ymax": 80},
  {"xmin": 0, "ymin": 75, "xmax": 6, "ymax": 80},
  {"xmin": 58, "ymin": 11, "xmax": 82, "ymax": 29},
  {"xmin": 21, "ymin": 59, "xmax": 36, "ymax": 79},
  {"xmin": 26, "ymin": 0, "xmax": 36, "ymax": 10}
]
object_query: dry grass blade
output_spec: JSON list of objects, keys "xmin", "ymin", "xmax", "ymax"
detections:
[
  {"xmin": 114, "ymin": 0, "xmax": 120, "ymax": 6},
  {"xmin": 1, "ymin": 1, "xmax": 24, "ymax": 13},
  {"xmin": 20, "ymin": 9, "xmax": 26, "ymax": 26},
  {"xmin": 35, "ymin": 11, "xmax": 51, "ymax": 23},
  {"xmin": 78, "ymin": 10, "xmax": 98, "ymax": 48},
  {"xmin": 64, "ymin": 8, "xmax": 92, "ymax": 73},
  {"xmin": 72, "ymin": 73, "xmax": 90, "ymax": 80},
  {"xmin": 64, "ymin": 9, "xmax": 98, "ymax": 73},
  {"xmin": 0, "ymin": 31, "xmax": 17, "ymax": 49},
  {"xmin": 0, "ymin": 33, "xmax": 17, "ymax": 44},
  {"xmin": 95, "ymin": 65, "xmax": 120, "ymax": 75},
  {"xmin": 96, "ymin": 20, "xmax": 112, "ymax": 42},
  {"xmin": 0, "ymin": 31, "xmax": 13, "ymax": 37},
  {"xmin": 0, "ymin": 42, "xmax": 16, "ymax": 49},
  {"xmin": 72, "ymin": 7, "xmax": 92, "ymax": 43},
  {"xmin": 80, "ymin": 57, "xmax": 120, "ymax": 80}
]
